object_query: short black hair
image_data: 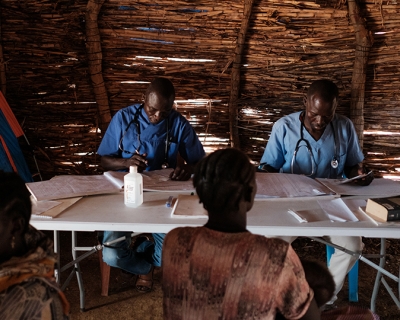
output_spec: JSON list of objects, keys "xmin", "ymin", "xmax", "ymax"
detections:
[
  {"xmin": 193, "ymin": 148, "xmax": 255, "ymax": 212},
  {"xmin": 307, "ymin": 79, "xmax": 339, "ymax": 102},
  {"xmin": 0, "ymin": 170, "xmax": 32, "ymax": 233},
  {"xmin": 146, "ymin": 77, "xmax": 175, "ymax": 108}
]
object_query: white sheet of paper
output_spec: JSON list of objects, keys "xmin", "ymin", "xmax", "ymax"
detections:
[
  {"xmin": 256, "ymin": 173, "xmax": 334, "ymax": 198},
  {"xmin": 31, "ymin": 199, "xmax": 62, "ymax": 215},
  {"xmin": 27, "ymin": 175, "xmax": 121, "ymax": 201},
  {"xmin": 316, "ymin": 178, "xmax": 400, "ymax": 197},
  {"xmin": 103, "ymin": 171, "xmax": 126, "ymax": 188},
  {"xmin": 317, "ymin": 198, "xmax": 359, "ymax": 222},
  {"xmin": 141, "ymin": 170, "xmax": 195, "ymax": 192},
  {"xmin": 287, "ymin": 209, "xmax": 308, "ymax": 223}
]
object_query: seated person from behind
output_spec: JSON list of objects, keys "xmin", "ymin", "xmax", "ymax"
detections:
[
  {"xmin": 162, "ymin": 148, "xmax": 322, "ymax": 320},
  {"xmin": 276, "ymin": 259, "xmax": 335, "ymax": 319},
  {"xmin": 0, "ymin": 170, "xmax": 69, "ymax": 319},
  {"xmin": 97, "ymin": 77, "xmax": 205, "ymax": 292},
  {"xmin": 258, "ymin": 79, "xmax": 373, "ymax": 306}
]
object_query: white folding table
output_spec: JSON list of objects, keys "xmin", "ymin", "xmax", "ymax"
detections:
[{"xmin": 30, "ymin": 191, "xmax": 400, "ymax": 311}]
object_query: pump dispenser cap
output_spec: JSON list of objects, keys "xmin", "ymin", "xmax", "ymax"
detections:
[{"xmin": 129, "ymin": 165, "xmax": 138, "ymax": 173}]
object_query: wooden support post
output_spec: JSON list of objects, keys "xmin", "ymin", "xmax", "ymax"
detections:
[
  {"xmin": 347, "ymin": 0, "xmax": 373, "ymax": 149},
  {"xmin": 229, "ymin": 0, "xmax": 254, "ymax": 148},
  {"xmin": 86, "ymin": 0, "xmax": 111, "ymax": 133}
]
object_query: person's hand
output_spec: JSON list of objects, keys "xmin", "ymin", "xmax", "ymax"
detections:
[
  {"xmin": 129, "ymin": 152, "xmax": 148, "ymax": 172},
  {"xmin": 169, "ymin": 164, "xmax": 192, "ymax": 181},
  {"xmin": 353, "ymin": 170, "xmax": 374, "ymax": 186},
  {"xmin": 345, "ymin": 164, "xmax": 374, "ymax": 187}
]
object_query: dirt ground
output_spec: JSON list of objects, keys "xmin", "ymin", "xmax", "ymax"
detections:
[{"xmin": 54, "ymin": 231, "xmax": 400, "ymax": 320}]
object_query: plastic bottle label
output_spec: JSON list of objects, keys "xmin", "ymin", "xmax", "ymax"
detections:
[{"xmin": 125, "ymin": 184, "xmax": 136, "ymax": 203}]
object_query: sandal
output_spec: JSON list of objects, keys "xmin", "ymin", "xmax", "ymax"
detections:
[{"xmin": 135, "ymin": 267, "xmax": 154, "ymax": 293}]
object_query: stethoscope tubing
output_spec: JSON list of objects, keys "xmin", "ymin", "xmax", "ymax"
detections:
[
  {"xmin": 291, "ymin": 114, "xmax": 338, "ymax": 177},
  {"xmin": 119, "ymin": 104, "xmax": 170, "ymax": 167}
]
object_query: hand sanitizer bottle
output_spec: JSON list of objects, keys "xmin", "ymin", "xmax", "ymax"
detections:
[{"xmin": 124, "ymin": 166, "xmax": 143, "ymax": 208}]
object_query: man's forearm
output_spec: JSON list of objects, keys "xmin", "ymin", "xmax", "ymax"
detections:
[{"xmin": 100, "ymin": 155, "xmax": 130, "ymax": 171}]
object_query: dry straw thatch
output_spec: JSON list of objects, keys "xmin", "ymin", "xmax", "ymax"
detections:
[{"xmin": 0, "ymin": 0, "xmax": 399, "ymax": 180}]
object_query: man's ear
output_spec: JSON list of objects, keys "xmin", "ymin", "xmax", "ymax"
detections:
[{"xmin": 303, "ymin": 95, "xmax": 307, "ymax": 107}]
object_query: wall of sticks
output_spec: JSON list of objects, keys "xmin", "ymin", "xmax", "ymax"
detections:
[{"xmin": 1, "ymin": 0, "xmax": 399, "ymax": 180}]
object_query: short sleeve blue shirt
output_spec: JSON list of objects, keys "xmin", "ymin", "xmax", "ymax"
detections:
[
  {"xmin": 260, "ymin": 111, "xmax": 364, "ymax": 179},
  {"xmin": 97, "ymin": 104, "xmax": 205, "ymax": 171}
]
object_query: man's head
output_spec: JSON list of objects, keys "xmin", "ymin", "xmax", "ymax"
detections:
[
  {"xmin": 144, "ymin": 77, "xmax": 175, "ymax": 124},
  {"xmin": 304, "ymin": 79, "xmax": 339, "ymax": 135},
  {"xmin": 193, "ymin": 148, "xmax": 256, "ymax": 214}
]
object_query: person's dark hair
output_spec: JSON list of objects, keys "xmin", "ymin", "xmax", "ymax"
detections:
[
  {"xmin": 146, "ymin": 77, "xmax": 175, "ymax": 108},
  {"xmin": 307, "ymin": 79, "xmax": 339, "ymax": 102},
  {"xmin": 0, "ymin": 170, "xmax": 32, "ymax": 233},
  {"xmin": 193, "ymin": 148, "xmax": 255, "ymax": 212}
]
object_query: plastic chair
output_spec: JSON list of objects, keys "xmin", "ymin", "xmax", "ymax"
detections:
[{"xmin": 326, "ymin": 245, "xmax": 359, "ymax": 302}]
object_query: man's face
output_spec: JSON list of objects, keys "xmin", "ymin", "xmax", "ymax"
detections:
[
  {"xmin": 304, "ymin": 94, "xmax": 336, "ymax": 134},
  {"xmin": 144, "ymin": 92, "xmax": 172, "ymax": 124}
]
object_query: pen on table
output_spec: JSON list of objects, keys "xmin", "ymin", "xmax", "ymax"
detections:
[
  {"xmin": 166, "ymin": 196, "xmax": 174, "ymax": 208},
  {"xmin": 287, "ymin": 209, "xmax": 308, "ymax": 223}
]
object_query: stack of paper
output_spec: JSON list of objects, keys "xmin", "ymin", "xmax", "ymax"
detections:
[{"xmin": 26, "ymin": 174, "xmax": 122, "ymax": 201}]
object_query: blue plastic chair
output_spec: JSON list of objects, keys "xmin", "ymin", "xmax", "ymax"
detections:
[{"xmin": 326, "ymin": 245, "xmax": 359, "ymax": 302}]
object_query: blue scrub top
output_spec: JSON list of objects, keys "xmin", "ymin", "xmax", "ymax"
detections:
[
  {"xmin": 260, "ymin": 111, "xmax": 364, "ymax": 179},
  {"xmin": 97, "ymin": 104, "xmax": 205, "ymax": 171}
]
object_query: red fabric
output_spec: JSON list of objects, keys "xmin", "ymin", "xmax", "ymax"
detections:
[
  {"xmin": 0, "ymin": 90, "xmax": 24, "ymax": 137},
  {"xmin": 0, "ymin": 136, "xmax": 17, "ymax": 171}
]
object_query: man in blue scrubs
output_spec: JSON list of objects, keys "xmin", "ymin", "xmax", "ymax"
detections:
[
  {"xmin": 97, "ymin": 77, "xmax": 205, "ymax": 292},
  {"xmin": 258, "ymin": 79, "xmax": 373, "ymax": 307}
]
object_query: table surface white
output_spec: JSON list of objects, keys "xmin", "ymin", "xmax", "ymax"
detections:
[{"xmin": 30, "ymin": 192, "xmax": 400, "ymax": 238}]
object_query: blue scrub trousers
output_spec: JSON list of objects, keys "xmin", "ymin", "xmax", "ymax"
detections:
[{"xmin": 102, "ymin": 231, "xmax": 165, "ymax": 275}]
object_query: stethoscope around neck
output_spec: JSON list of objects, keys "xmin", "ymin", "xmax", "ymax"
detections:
[
  {"xmin": 291, "ymin": 115, "xmax": 338, "ymax": 177},
  {"xmin": 118, "ymin": 104, "xmax": 171, "ymax": 169}
]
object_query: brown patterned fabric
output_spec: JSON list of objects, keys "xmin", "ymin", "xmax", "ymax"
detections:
[
  {"xmin": 0, "ymin": 226, "xmax": 69, "ymax": 319},
  {"xmin": 162, "ymin": 227, "xmax": 313, "ymax": 320}
]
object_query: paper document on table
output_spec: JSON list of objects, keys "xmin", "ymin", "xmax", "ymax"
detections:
[
  {"xmin": 317, "ymin": 198, "xmax": 359, "ymax": 222},
  {"xmin": 287, "ymin": 209, "xmax": 308, "ymax": 223},
  {"xmin": 31, "ymin": 199, "xmax": 62, "ymax": 218},
  {"xmin": 316, "ymin": 178, "xmax": 400, "ymax": 196},
  {"xmin": 170, "ymin": 194, "xmax": 207, "ymax": 218},
  {"xmin": 256, "ymin": 173, "xmax": 335, "ymax": 198},
  {"xmin": 141, "ymin": 170, "xmax": 195, "ymax": 192},
  {"xmin": 103, "ymin": 171, "xmax": 125, "ymax": 188},
  {"xmin": 357, "ymin": 205, "xmax": 380, "ymax": 226},
  {"xmin": 340, "ymin": 198, "xmax": 372, "ymax": 222},
  {"xmin": 287, "ymin": 208, "xmax": 331, "ymax": 223},
  {"xmin": 31, "ymin": 197, "xmax": 82, "ymax": 219},
  {"xmin": 337, "ymin": 171, "xmax": 373, "ymax": 184},
  {"xmin": 26, "ymin": 174, "xmax": 122, "ymax": 201}
]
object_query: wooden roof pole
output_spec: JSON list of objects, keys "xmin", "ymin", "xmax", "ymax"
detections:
[
  {"xmin": 229, "ymin": 0, "xmax": 254, "ymax": 148},
  {"xmin": 347, "ymin": 0, "xmax": 373, "ymax": 149},
  {"xmin": 86, "ymin": 0, "xmax": 111, "ymax": 133}
]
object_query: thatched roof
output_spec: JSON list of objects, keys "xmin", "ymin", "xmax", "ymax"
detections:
[{"xmin": 1, "ymin": 0, "xmax": 399, "ymax": 180}]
